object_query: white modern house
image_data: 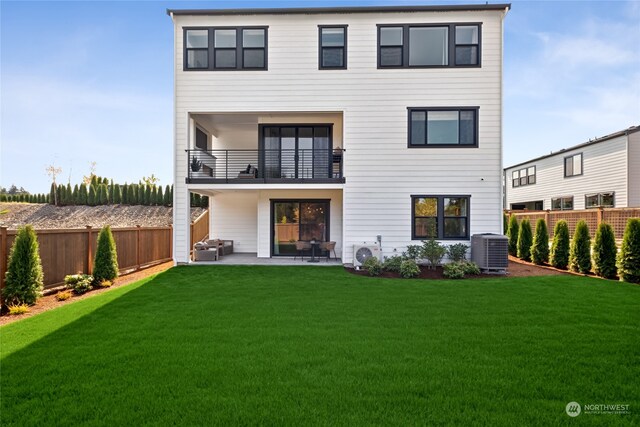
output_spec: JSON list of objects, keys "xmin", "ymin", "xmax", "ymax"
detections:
[
  {"xmin": 504, "ymin": 126, "xmax": 640, "ymax": 212},
  {"xmin": 168, "ymin": 4, "xmax": 510, "ymax": 264}
]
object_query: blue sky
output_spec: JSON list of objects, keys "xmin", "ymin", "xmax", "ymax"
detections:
[{"xmin": 1, "ymin": 0, "xmax": 639, "ymax": 193}]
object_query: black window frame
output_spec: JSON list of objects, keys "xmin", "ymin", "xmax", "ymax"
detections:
[
  {"xmin": 551, "ymin": 196, "xmax": 574, "ymax": 211},
  {"xmin": 454, "ymin": 25, "xmax": 481, "ymax": 66},
  {"xmin": 411, "ymin": 195, "xmax": 470, "ymax": 241},
  {"xmin": 512, "ymin": 166, "xmax": 536, "ymax": 187},
  {"xmin": 407, "ymin": 107, "xmax": 479, "ymax": 148},
  {"xmin": 318, "ymin": 25, "xmax": 348, "ymax": 70},
  {"xmin": 585, "ymin": 192, "xmax": 615, "ymax": 209},
  {"xmin": 564, "ymin": 153, "xmax": 583, "ymax": 178},
  {"xmin": 183, "ymin": 26, "xmax": 268, "ymax": 71},
  {"xmin": 377, "ymin": 23, "xmax": 481, "ymax": 69},
  {"xmin": 184, "ymin": 28, "xmax": 211, "ymax": 70}
]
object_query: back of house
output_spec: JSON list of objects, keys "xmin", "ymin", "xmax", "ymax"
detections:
[{"xmin": 168, "ymin": 3, "xmax": 510, "ymax": 264}]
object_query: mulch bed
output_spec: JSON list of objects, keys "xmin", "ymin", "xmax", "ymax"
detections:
[{"xmin": 0, "ymin": 261, "xmax": 173, "ymax": 326}]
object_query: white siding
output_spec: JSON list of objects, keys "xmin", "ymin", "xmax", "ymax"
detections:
[
  {"xmin": 505, "ymin": 134, "xmax": 629, "ymax": 210},
  {"xmin": 628, "ymin": 131, "xmax": 640, "ymax": 207},
  {"xmin": 172, "ymin": 9, "xmax": 506, "ymax": 263},
  {"xmin": 210, "ymin": 191, "xmax": 258, "ymax": 253}
]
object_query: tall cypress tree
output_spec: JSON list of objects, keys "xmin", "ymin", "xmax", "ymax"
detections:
[
  {"xmin": 140, "ymin": 185, "xmax": 148, "ymax": 205},
  {"xmin": 569, "ymin": 220, "xmax": 592, "ymax": 274},
  {"xmin": 113, "ymin": 185, "xmax": 122, "ymax": 204},
  {"xmin": 88, "ymin": 185, "xmax": 97, "ymax": 206},
  {"xmin": 78, "ymin": 184, "xmax": 88, "ymax": 205},
  {"xmin": 507, "ymin": 215, "xmax": 519, "ymax": 256},
  {"xmin": 108, "ymin": 179, "xmax": 115, "ymax": 204},
  {"xmin": 72, "ymin": 184, "xmax": 79, "ymax": 204},
  {"xmin": 49, "ymin": 183, "xmax": 56, "ymax": 205},
  {"xmin": 145, "ymin": 185, "xmax": 152, "ymax": 206},
  {"xmin": 156, "ymin": 186, "xmax": 163, "ymax": 206},
  {"xmin": 98, "ymin": 184, "xmax": 108, "ymax": 205},
  {"xmin": 127, "ymin": 185, "xmax": 135, "ymax": 205},
  {"xmin": 122, "ymin": 183, "xmax": 129, "ymax": 204},
  {"xmin": 164, "ymin": 185, "xmax": 171, "ymax": 206},
  {"xmin": 151, "ymin": 186, "xmax": 158, "ymax": 206},
  {"xmin": 65, "ymin": 183, "xmax": 73, "ymax": 205}
]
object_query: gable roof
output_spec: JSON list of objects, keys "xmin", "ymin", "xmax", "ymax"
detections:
[
  {"xmin": 504, "ymin": 125, "xmax": 640, "ymax": 171},
  {"xmin": 167, "ymin": 4, "xmax": 511, "ymax": 17}
]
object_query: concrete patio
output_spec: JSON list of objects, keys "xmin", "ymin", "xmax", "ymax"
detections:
[{"xmin": 191, "ymin": 252, "xmax": 342, "ymax": 266}]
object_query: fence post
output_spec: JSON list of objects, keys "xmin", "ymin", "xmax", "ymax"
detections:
[
  {"xmin": 86, "ymin": 226, "xmax": 93, "ymax": 274},
  {"xmin": 0, "ymin": 227, "xmax": 7, "ymax": 298},
  {"xmin": 136, "ymin": 225, "xmax": 142, "ymax": 271},
  {"xmin": 597, "ymin": 207, "xmax": 604, "ymax": 227},
  {"xmin": 169, "ymin": 225, "xmax": 173, "ymax": 259}
]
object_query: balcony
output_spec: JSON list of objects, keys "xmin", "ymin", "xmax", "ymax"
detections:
[{"xmin": 186, "ymin": 149, "xmax": 345, "ymax": 184}]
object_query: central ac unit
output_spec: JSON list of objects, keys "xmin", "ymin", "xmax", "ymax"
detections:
[
  {"xmin": 353, "ymin": 243, "xmax": 381, "ymax": 267},
  {"xmin": 471, "ymin": 234, "xmax": 508, "ymax": 271}
]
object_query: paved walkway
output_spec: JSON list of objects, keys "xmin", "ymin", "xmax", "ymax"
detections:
[{"xmin": 192, "ymin": 253, "xmax": 342, "ymax": 266}]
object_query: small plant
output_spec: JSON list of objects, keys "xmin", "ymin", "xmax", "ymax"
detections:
[
  {"xmin": 56, "ymin": 290, "xmax": 73, "ymax": 301},
  {"xmin": 530, "ymin": 219, "xmax": 549, "ymax": 265},
  {"xmin": 93, "ymin": 225, "xmax": 119, "ymax": 284},
  {"xmin": 460, "ymin": 260, "xmax": 481, "ymax": 275},
  {"xmin": 403, "ymin": 245, "xmax": 422, "ymax": 261},
  {"xmin": 383, "ymin": 255, "xmax": 404, "ymax": 273},
  {"xmin": 443, "ymin": 262, "xmax": 466, "ymax": 279},
  {"xmin": 64, "ymin": 274, "xmax": 94, "ymax": 294},
  {"xmin": 507, "ymin": 215, "xmax": 519, "ymax": 256},
  {"xmin": 569, "ymin": 220, "xmax": 592, "ymax": 274},
  {"xmin": 2, "ymin": 225, "xmax": 44, "ymax": 306},
  {"xmin": 190, "ymin": 157, "xmax": 203, "ymax": 172},
  {"xmin": 8, "ymin": 304, "xmax": 30, "ymax": 315},
  {"xmin": 96, "ymin": 280, "xmax": 113, "ymax": 288},
  {"xmin": 517, "ymin": 219, "xmax": 533, "ymax": 261},
  {"xmin": 400, "ymin": 259, "xmax": 420, "ymax": 279},
  {"xmin": 617, "ymin": 218, "xmax": 640, "ymax": 283},
  {"xmin": 363, "ymin": 257, "xmax": 382, "ymax": 277},
  {"xmin": 447, "ymin": 243, "xmax": 468, "ymax": 262},
  {"xmin": 592, "ymin": 222, "xmax": 617, "ymax": 280},
  {"xmin": 421, "ymin": 239, "xmax": 447, "ymax": 269},
  {"xmin": 550, "ymin": 220, "xmax": 570, "ymax": 269}
]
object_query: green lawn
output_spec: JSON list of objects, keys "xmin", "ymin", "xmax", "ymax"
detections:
[{"xmin": 1, "ymin": 266, "xmax": 638, "ymax": 426}]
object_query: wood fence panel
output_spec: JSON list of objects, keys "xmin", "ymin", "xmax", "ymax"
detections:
[
  {"xmin": 110, "ymin": 229, "xmax": 139, "ymax": 271},
  {"xmin": 139, "ymin": 228, "xmax": 171, "ymax": 265}
]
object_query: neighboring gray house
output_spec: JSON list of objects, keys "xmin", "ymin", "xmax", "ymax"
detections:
[{"xmin": 504, "ymin": 126, "xmax": 640, "ymax": 211}]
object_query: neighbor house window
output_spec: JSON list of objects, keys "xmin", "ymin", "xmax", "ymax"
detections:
[
  {"xmin": 585, "ymin": 192, "xmax": 614, "ymax": 208},
  {"xmin": 184, "ymin": 27, "xmax": 267, "ymax": 71},
  {"xmin": 378, "ymin": 24, "xmax": 481, "ymax": 68},
  {"xmin": 412, "ymin": 195, "xmax": 470, "ymax": 240},
  {"xmin": 551, "ymin": 196, "xmax": 573, "ymax": 211},
  {"xmin": 408, "ymin": 108, "xmax": 478, "ymax": 147},
  {"xmin": 564, "ymin": 153, "xmax": 583, "ymax": 177},
  {"xmin": 319, "ymin": 26, "xmax": 347, "ymax": 69},
  {"xmin": 512, "ymin": 166, "xmax": 536, "ymax": 187}
]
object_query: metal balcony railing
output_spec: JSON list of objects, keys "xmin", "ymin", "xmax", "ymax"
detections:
[{"xmin": 186, "ymin": 149, "xmax": 344, "ymax": 184}]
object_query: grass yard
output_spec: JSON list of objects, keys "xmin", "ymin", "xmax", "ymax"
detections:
[{"xmin": 1, "ymin": 266, "xmax": 638, "ymax": 425}]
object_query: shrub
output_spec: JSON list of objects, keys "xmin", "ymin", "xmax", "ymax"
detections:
[
  {"xmin": 507, "ymin": 215, "xmax": 519, "ymax": 256},
  {"xmin": 592, "ymin": 222, "xmax": 617, "ymax": 279},
  {"xmin": 88, "ymin": 185, "xmax": 96, "ymax": 206},
  {"xmin": 78, "ymin": 184, "xmax": 88, "ymax": 205},
  {"xmin": 56, "ymin": 290, "xmax": 73, "ymax": 301},
  {"xmin": 164, "ymin": 185, "xmax": 172, "ymax": 206},
  {"xmin": 400, "ymin": 259, "xmax": 420, "ymax": 278},
  {"xmin": 460, "ymin": 260, "xmax": 481, "ymax": 275},
  {"xmin": 2, "ymin": 225, "xmax": 44, "ymax": 305},
  {"xmin": 421, "ymin": 239, "xmax": 447, "ymax": 269},
  {"xmin": 151, "ymin": 187, "xmax": 158, "ymax": 206},
  {"xmin": 64, "ymin": 274, "xmax": 94, "ymax": 294},
  {"xmin": 403, "ymin": 245, "xmax": 422, "ymax": 261},
  {"xmin": 113, "ymin": 185, "xmax": 122, "ymax": 204},
  {"xmin": 517, "ymin": 219, "xmax": 533, "ymax": 261},
  {"xmin": 66, "ymin": 183, "xmax": 73, "ymax": 205},
  {"xmin": 363, "ymin": 257, "xmax": 382, "ymax": 277},
  {"xmin": 569, "ymin": 220, "xmax": 592, "ymax": 274},
  {"xmin": 503, "ymin": 212, "xmax": 509, "ymax": 235},
  {"xmin": 382, "ymin": 255, "xmax": 404, "ymax": 273},
  {"xmin": 100, "ymin": 184, "xmax": 109, "ymax": 205},
  {"xmin": 93, "ymin": 225, "xmax": 119, "ymax": 283},
  {"xmin": 447, "ymin": 243, "xmax": 468, "ymax": 262},
  {"xmin": 443, "ymin": 262, "xmax": 465, "ymax": 279},
  {"xmin": 530, "ymin": 219, "xmax": 549, "ymax": 265},
  {"xmin": 617, "ymin": 218, "xmax": 640, "ymax": 283},
  {"xmin": 96, "ymin": 280, "xmax": 112, "ymax": 288},
  {"xmin": 8, "ymin": 304, "xmax": 30, "ymax": 315},
  {"xmin": 49, "ymin": 183, "xmax": 56, "ymax": 205},
  {"xmin": 145, "ymin": 186, "xmax": 152, "ymax": 206},
  {"xmin": 122, "ymin": 183, "xmax": 129, "ymax": 204},
  {"xmin": 156, "ymin": 186, "xmax": 164, "ymax": 206},
  {"xmin": 550, "ymin": 220, "xmax": 570, "ymax": 269}
]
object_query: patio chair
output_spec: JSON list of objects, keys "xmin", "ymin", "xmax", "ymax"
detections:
[
  {"xmin": 294, "ymin": 240, "xmax": 311, "ymax": 260},
  {"xmin": 320, "ymin": 241, "xmax": 338, "ymax": 261},
  {"xmin": 193, "ymin": 242, "xmax": 218, "ymax": 261}
]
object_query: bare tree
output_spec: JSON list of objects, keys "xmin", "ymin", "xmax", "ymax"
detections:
[
  {"xmin": 83, "ymin": 161, "xmax": 97, "ymax": 185},
  {"xmin": 141, "ymin": 174, "xmax": 160, "ymax": 188},
  {"xmin": 45, "ymin": 164, "xmax": 63, "ymax": 206}
]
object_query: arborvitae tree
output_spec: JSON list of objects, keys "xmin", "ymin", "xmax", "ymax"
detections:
[
  {"xmin": 531, "ymin": 218, "xmax": 549, "ymax": 265},
  {"xmin": 65, "ymin": 183, "xmax": 72, "ymax": 205},
  {"xmin": 113, "ymin": 185, "xmax": 122, "ymax": 204},
  {"xmin": 122, "ymin": 183, "xmax": 129, "ymax": 204},
  {"xmin": 72, "ymin": 184, "xmax": 79, "ymax": 204},
  {"xmin": 503, "ymin": 213, "xmax": 509, "ymax": 234},
  {"xmin": 617, "ymin": 218, "xmax": 640, "ymax": 283},
  {"xmin": 507, "ymin": 215, "xmax": 519, "ymax": 256},
  {"xmin": 1, "ymin": 194, "xmax": 6, "ymax": 202},
  {"xmin": 569, "ymin": 220, "xmax": 592, "ymax": 274},
  {"xmin": 145, "ymin": 185, "xmax": 152, "ymax": 206},
  {"xmin": 164, "ymin": 185, "xmax": 172, "ymax": 206},
  {"xmin": 550, "ymin": 220, "xmax": 570, "ymax": 269},
  {"xmin": 2, "ymin": 225, "xmax": 44, "ymax": 305},
  {"xmin": 56, "ymin": 185, "xmax": 64, "ymax": 206},
  {"xmin": 88, "ymin": 185, "xmax": 97, "ymax": 206},
  {"xmin": 102, "ymin": 177, "xmax": 109, "ymax": 185},
  {"xmin": 108, "ymin": 180, "xmax": 115, "ymax": 204},
  {"xmin": 150, "ymin": 186, "xmax": 158, "ymax": 206},
  {"xmin": 78, "ymin": 184, "xmax": 88, "ymax": 205},
  {"xmin": 155, "ymin": 186, "xmax": 163, "ymax": 206},
  {"xmin": 93, "ymin": 225, "xmax": 119, "ymax": 283},
  {"xmin": 592, "ymin": 222, "xmax": 617, "ymax": 279},
  {"xmin": 91, "ymin": 175, "xmax": 98, "ymax": 187},
  {"xmin": 99, "ymin": 184, "xmax": 109, "ymax": 205},
  {"xmin": 127, "ymin": 185, "xmax": 135, "ymax": 205},
  {"xmin": 201, "ymin": 195, "xmax": 209, "ymax": 208},
  {"xmin": 517, "ymin": 219, "xmax": 533, "ymax": 261}
]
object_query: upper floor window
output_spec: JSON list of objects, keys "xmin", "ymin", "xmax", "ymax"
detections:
[
  {"xmin": 512, "ymin": 166, "xmax": 536, "ymax": 187},
  {"xmin": 564, "ymin": 153, "xmax": 583, "ymax": 177},
  {"xmin": 585, "ymin": 192, "xmax": 614, "ymax": 208},
  {"xmin": 378, "ymin": 24, "xmax": 481, "ymax": 68},
  {"xmin": 319, "ymin": 26, "xmax": 347, "ymax": 69},
  {"xmin": 408, "ymin": 107, "xmax": 478, "ymax": 147},
  {"xmin": 551, "ymin": 196, "xmax": 573, "ymax": 211},
  {"xmin": 184, "ymin": 27, "xmax": 267, "ymax": 71},
  {"xmin": 412, "ymin": 195, "xmax": 470, "ymax": 240}
]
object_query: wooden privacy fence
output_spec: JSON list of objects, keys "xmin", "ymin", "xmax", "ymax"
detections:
[{"xmin": 507, "ymin": 207, "xmax": 640, "ymax": 240}]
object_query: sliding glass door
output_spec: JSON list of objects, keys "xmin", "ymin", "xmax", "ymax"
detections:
[{"xmin": 272, "ymin": 200, "xmax": 330, "ymax": 256}]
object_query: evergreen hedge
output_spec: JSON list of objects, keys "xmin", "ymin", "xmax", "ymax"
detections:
[
  {"xmin": 592, "ymin": 222, "xmax": 617, "ymax": 279},
  {"xmin": 550, "ymin": 220, "xmax": 570, "ymax": 269},
  {"xmin": 88, "ymin": 185, "xmax": 97, "ymax": 206},
  {"xmin": 93, "ymin": 225, "xmax": 119, "ymax": 283},
  {"xmin": 530, "ymin": 218, "xmax": 549, "ymax": 265},
  {"xmin": 569, "ymin": 220, "xmax": 592, "ymax": 273},
  {"xmin": 507, "ymin": 215, "xmax": 519, "ymax": 256},
  {"xmin": 164, "ymin": 185, "xmax": 172, "ymax": 206},
  {"xmin": 517, "ymin": 219, "xmax": 533, "ymax": 261},
  {"xmin": 2, "ymin": 225, "xmax": 44, "ymax": 305},
  {"xmin": 617, "ymin": 218, "xmax": 640, "ymax": 283}
]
